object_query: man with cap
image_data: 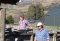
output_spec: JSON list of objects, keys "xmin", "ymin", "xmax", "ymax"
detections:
[{"xmin": 34, "ymin": 22, "xmax": 50, "ymax": 41}]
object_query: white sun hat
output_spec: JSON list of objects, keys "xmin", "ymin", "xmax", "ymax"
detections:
[{"xmin": 37, "ymin": 22, "xmax": 43, "ymax": 26}]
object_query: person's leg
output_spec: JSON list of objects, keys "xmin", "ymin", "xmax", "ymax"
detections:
[
  {"xmin": 17, "ymin": 37, "xmax": 23, "ymax": 41},
  {"xmin": 17, "ymin": 30, "xmax": 27, "ymax": 41},
  {"xmin": 20, "ymin": 30, "xmax": 27, "ymax": 33}
]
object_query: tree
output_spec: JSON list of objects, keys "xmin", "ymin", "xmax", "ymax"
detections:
[
  {"xmin": 27, "ymin": 4, "xmax": 44, "ymax": 20},
  {"xmin": 6, "ymin": 15, "xmax": 14, "ymax": 24},
  {"xmin": 27, "ymin": 4, "xmax": 36, "ymax": 20},
  {"xmin": 35, "ymin": 4, "xmax": 44, "ymax": 20}
]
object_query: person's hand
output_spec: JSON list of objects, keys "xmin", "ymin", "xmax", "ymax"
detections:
[
  {"xmin": 17, "ymin": 26, "xmax": 20, "ymax": 31},
  {"xmin": 17, "ymin": 28, "xmax": 20, "ymax": 31},
  {"xmin": 30, "ymin": 27, "xmax": 33, "ymax": 29}
]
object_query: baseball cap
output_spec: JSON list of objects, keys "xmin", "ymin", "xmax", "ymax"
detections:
[{"xmin": 37, "ymin": 22, "xmax": 43, "ymax": 26}]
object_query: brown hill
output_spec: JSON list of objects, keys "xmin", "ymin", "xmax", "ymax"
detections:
[{"xmin": 6, "ymin": 0, "xmax": 60, "ymax": 23}]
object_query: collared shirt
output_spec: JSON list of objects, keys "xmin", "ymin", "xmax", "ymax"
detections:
[
  {"xmin": 35, "ymin": 29, "xmax": 50, "ymax": 41},
  {"xmin": 19, "ymin": 20, "xmax": 29, "ymax": 30}
]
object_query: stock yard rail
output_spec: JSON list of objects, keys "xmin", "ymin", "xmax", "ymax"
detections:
[{"xmin": 5, "ymin": 28, "xmax": 60, "ymax": 41}]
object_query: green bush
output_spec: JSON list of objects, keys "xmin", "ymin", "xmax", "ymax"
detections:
[{"xmin": 6, "ymin": 15, "xmax": 14, "ymax": 24}]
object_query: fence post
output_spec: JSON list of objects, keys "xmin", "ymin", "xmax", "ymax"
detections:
[
  {"xmin": 30, "ymin": 34, "xmax": 34, "ymax": 41},
  {"xmin": 0, "ymin": 8, "xmax": 5, "ymax": 41},
  {"xmin": 53, "ymin": 31, "xmax": 57, "ymax": 41}
]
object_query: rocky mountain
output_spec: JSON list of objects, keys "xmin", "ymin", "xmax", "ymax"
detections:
[
  {"xmin": 17, "ymin": 0, "xmax": 60, "ymax": 12},
  {"xmin": 18, "ymin": 0, "xmax": 60, "ymax": 6}
]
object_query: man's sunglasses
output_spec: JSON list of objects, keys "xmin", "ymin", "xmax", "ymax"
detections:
[{"xmin": 36, "ymin": 26, "xmax": 40, "ymax": 27}]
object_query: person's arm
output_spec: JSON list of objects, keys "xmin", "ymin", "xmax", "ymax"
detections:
[
  {"xmin": 18, "ymin": 21, "xmax": 20, "ymax": 30},
  {"xmin": 34, "ymin": 31, "xmax": 37, "ymax": 41},
  {"xmin": 18, "ymin": 26, "xmax": 20, "ymax": 30},
  {"xmin": 46, "ymin": 31, "xmax": 50, "ymax": 41},
  {"xmin": 26, "ymin": 20, "xmax": 32, "ymax": 29},
  {"xmin": 47, "ymin": 39, "xmax": 50, "ymax": 41},
  {"xmin": 34, "ymin": 38, "xmax": 37, "ymax": 41}
]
